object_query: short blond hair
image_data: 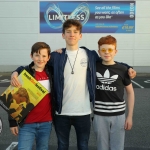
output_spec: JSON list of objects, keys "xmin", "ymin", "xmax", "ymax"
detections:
[{"xmin": 15, "ymin": 87, "xmax": 30, "ymax": 104}]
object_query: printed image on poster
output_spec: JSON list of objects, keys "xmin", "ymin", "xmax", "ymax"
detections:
[{"xmin": 0, "ymin": 70, "xmax": 48, "ymax": 123}]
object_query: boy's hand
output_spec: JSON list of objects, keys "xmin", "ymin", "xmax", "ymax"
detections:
[
  {"xmin": 54, "ymin": 48, "xmax": 63, "ymax": 53},
  {"xmin": 10, "ymin": 126, "xmax": 18, "ymax": 136},
  {"xmin": 11, "ymin": 72, "xmax": 21, "ymax": 87},
  {"xmin": 124, "ymin": 116, "xmax": 133, "ymax": 130},
  {"xmin": 128, "ymin": 68, "xmax": 136, "ymax": 79}
]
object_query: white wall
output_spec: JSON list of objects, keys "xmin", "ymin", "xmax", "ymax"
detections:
[{"xmin": 0, "ymin": 0, "xmax": 150, "ymax": 72}]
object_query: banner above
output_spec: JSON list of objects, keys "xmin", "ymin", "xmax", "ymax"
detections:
[{"xmin": 40, "ymin": 1, "xmax": 135, "ymax": 33}]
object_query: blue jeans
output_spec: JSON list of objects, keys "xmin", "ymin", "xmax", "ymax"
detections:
[
  {"xmin": 54, "ymin": 114, "xmax": 91, "ymax": 150},
  {"xmin": 18, "ymin": 121, "xmax": 52, "ymax": 150}
]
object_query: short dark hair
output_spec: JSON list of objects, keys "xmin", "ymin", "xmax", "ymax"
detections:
[
  {"xmin": 98, "ymin": 35, "xmax": 117, "ymax": 49},
  {"xmin": 31, "ymin": 42, "xmax": 51, "ymax": 56},
  {"xmin": 62, "ymin": 19, "xmax": 82, "ymax": 34}
]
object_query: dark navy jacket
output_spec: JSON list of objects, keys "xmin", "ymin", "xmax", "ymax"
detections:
[{"xmin": 49, "ymin": 47, "xmax": 100, "ymax": 114}]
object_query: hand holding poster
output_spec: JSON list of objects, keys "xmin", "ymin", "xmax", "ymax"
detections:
[{"xmin": 0, "ymin": 70, "xmax": 48, "ymax": 123}]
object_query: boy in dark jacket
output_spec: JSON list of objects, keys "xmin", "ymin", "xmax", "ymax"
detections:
[{"xmin": 9, "ymin": 42, "xmax": 54, "ymax": 150}]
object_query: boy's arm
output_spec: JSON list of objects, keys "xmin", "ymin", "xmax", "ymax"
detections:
[
  {"xmin": 11, "ymin": 53, "xmax": 55, "ymax": 86},
  {"xmin": 8, "ymin": 115, "xmax": 18, "ymax": 136},
  {"xmin": 124, "ymin": 83, "xmax": 135, "ymax": 130},
  {"xmin": 54, "ymin": 48, "xmax": 136, "ymax": 79},
  {"xmin": 92, "ymin": 50, "xmax": 136, "ymax": 79}
]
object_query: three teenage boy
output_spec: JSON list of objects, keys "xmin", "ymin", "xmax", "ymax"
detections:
[{"xmin": 10, "ymin": 19, "xmax": 135, "ymax": 150}]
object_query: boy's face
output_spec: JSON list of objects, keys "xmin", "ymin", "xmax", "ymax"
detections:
[
  {"xmin": 13, "ymin": 94, "xmax": 26, "ymax": 104},
  {"xmin": 31, "ymin": 48, "xmax": 50, "ymax": 70},
  {"xmin": 62, "ymin": 25, "xmax": 82, "ymax": 47},
  {"xmin": 98, "ymin": 44, "xmax": 117, "ymax": 64}
]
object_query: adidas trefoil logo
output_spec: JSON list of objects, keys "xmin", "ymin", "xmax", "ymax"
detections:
[
  {"xmin": 96, "ymin": 69, "xmax": 118, "ymax": 91},
  {"xmin": 96, "ymin": 69, "xmax": 118, "ymax": 84}
]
